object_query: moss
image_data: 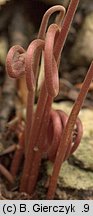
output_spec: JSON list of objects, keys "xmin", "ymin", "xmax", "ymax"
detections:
[{"xmin": 47, "ymin": 161, "xmax": 93, "ymax": 190}]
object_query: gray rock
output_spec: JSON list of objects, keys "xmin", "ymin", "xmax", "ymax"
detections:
[
  {"xmin": 70, "ymin": 13, "xmax": 93, "ymax": 66},
  {"xmin": 47, "ymin": 161, "xmax": 93, "ymax": 190}
]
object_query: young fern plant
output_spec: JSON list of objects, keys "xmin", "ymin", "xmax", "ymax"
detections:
[{"xmin": 1, "ymin": 0, "xmax": 93, "ymax": 199}]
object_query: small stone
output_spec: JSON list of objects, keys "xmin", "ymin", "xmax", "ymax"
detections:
[
  {"xmin": 72, "ymin": 108, "xmax": 93, "ymax": 171},
  {"xmin": 59, "ymin": 161, "xmax": 93, "ymax": 190},
  {"xmin": 70, "ymin": 13, "xmax": 93, "ymax": 66}
]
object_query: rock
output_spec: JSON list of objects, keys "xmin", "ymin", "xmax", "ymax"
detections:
[
  {"xmin": 47, "ymin": 161, "xmax": 93, "ymax": 190},
  {"xmin": 72, "ymin": 108, "xmax": 93, "ymax": 171},
  {"xmin": 69, "ymin": 13, "xmax": 93, "ymax": 66},
  {"xmin": 0, "ymin": 36, "xmax": 8, "ymax": 64},
  {"xmin": 59, "ymin": 162, "xmax": 93, "ymax": 190}
]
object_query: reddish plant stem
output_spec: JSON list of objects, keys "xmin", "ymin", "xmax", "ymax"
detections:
[
  {"xmin": 20, "ymin": 24, "xmax": 59, "ymax": 193},
  {"xmin": 70, "ymin": 118, "xmax": 83, "ymax": 155},
  {"xmin": 46, "ymin": 110, "xmax": 63, "ymax": 161},
  {"xmin": 0, "ymin": 144, "xmax": 16, "ymax": 156},
  {"xmin": 23, "ymin": 6, "xmax": 65, "ymax": 157},
  {"xmin": 64, "ymin": 118, "xmax": 83, "ymax": 161},
  {"xmin": 47, "ymin": 61, "xmax": 93, "ymax": 199},
  {"xmin": 6, "ymin": 45, "xmax": 26, "ymax": 174},
  {"xmin": 38, "ymin": 5, "xmax": 65, "ymax": 39},
  {"xmin": 10, "ymin": 133, "xmax": 25, "ymax": 178},
  {"xmin": 20, "ymin": 81, "xmax": 48, "ymax": 192},
  {"xmin": 6, "ymin": 45, "xmax": 25, "ymax": 78},
  {"xmin": 27, "ymin": 93, "xmax": 53, "ymax": 194},
  {"xmin": 44, "ymin": 24, "xmax": 59, "ymax": 97},
  {"xmin": 36, "ymin": 6, "xmax": 65, "ymax": 93},
  {"xmin": 26, "ymin": 25, "xmax": 60, "ymax": 194},
  {"xmin": 0, "ymin": 164, "xmax": 14, "ymax": 184},
  {"xmin": 25, "ymin": 40, "xmax": 44, "ymax": 152},
  {"xmin": 54, "ymin": 0, "xmax": 80, "ymax": 62},
  {"xmin": 25, "ymin": 91, "xmax": 34, "ymax": 147}
]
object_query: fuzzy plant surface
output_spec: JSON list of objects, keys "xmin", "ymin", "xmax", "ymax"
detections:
[{"xmin": 1, "ymin": 0, "xmax": 93, "ymax": 199}]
